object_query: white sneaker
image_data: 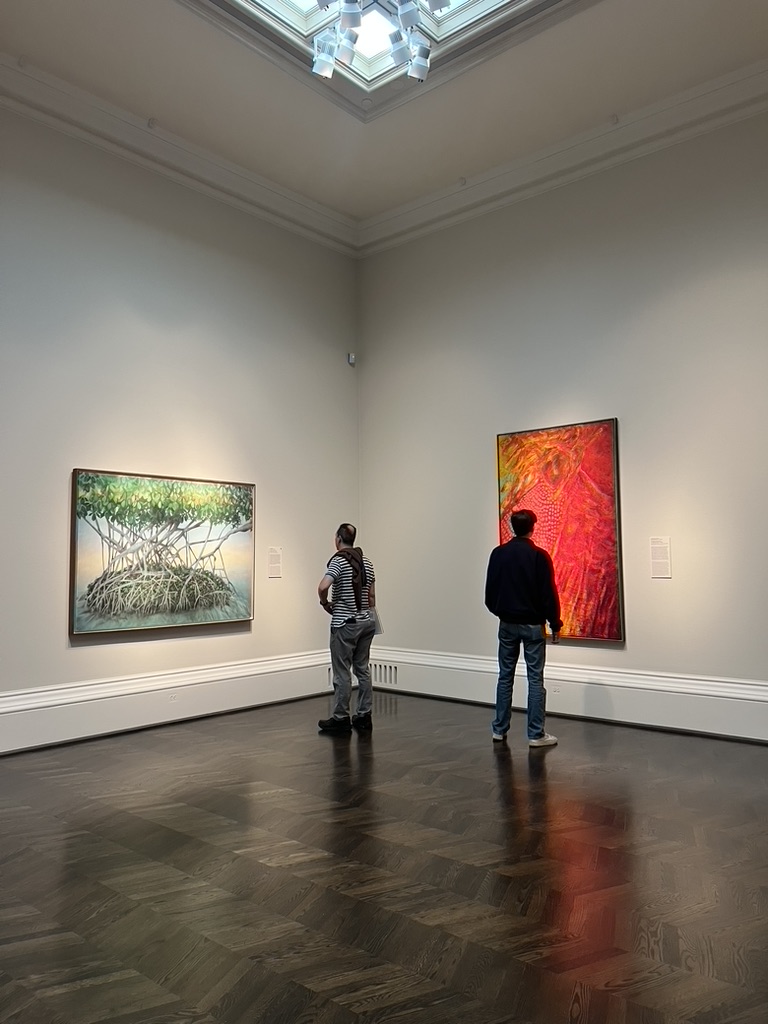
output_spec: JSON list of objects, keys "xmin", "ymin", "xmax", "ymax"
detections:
[
  {"xmin": 492, "ymin": 733, "xmax": 506, "ymax": 742},
  {"xmin": 529, "ymin": 733, "xmax": 558, "ymax": 747}
]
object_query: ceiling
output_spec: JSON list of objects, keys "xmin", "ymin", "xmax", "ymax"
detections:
[{"xmin": 1, "ymin": 0, "xmax": 767, "ymax": 246}]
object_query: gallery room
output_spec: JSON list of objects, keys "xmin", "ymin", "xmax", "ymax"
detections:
[{"xmin": 1, "ymin": 0, "xmax": 767, "ymax": 1021}]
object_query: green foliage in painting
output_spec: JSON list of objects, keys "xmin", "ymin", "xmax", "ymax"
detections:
[{"xmin": 76, "ymin": 473, "xmax": 252, "ymax": 530}]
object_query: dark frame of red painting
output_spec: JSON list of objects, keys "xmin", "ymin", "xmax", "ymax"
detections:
[{"xmin": 496, "ymin": 418, "xmax": 625, "ymax": 642}]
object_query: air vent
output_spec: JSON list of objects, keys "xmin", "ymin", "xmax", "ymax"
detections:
[
  {"xmin": 371, "ymin": 662, "xmax": 398, "ymax": 687},
  {"xmin": 326, "ymin": 663, "xmax": 399, "ymax": 687}
]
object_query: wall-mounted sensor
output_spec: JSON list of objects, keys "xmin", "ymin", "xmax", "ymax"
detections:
[{"xmin": 347, "ymin": 352, "xmax": 356, "ymax": 366}]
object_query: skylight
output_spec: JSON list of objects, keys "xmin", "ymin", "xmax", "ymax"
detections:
[
  {"xmin": 183, "ymin": 0, "xmax": 589, "ymax": 119},
  {"xmin": 355, "ymin": 8, "xmax": 398, "ymax": 59}
]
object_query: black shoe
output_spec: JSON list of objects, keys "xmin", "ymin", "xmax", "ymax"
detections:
[
  {"xmin": 352, "ymin": 713, "xmax": 372, "ymax": 731},
  {"xmin": 318, "ymin": 716, "xmax": 352, "ymax": 733}
]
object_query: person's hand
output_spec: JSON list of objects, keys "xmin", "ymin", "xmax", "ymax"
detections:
[{"xmin": 551, "ymin": 631, "xmax": 560, "ymax": 644}]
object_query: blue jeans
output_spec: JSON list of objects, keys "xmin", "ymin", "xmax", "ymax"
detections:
[
  {"xmin": 491, "ymin": 622, "xmax": 547, "ymax": 740},
  {"xmin": 329, "ymin": 618, "xmax": 376, "ymax": 719}
]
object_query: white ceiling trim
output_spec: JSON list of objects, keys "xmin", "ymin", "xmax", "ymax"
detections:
[
  {"xmin": 358, "ymin": 59, "xmax": 768, "ymax": 255},
  {"xmin": 2, "ymin": 53, "xmax": 767, "ymax": 259},
  {"xmin": 0, "ymin": 54, "xmax": 358, "ymax": 256}
]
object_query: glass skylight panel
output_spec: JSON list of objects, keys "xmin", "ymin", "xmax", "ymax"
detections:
[{"xmin": 356, "ymin": 8, "xmax": 398, "ymax": 58}]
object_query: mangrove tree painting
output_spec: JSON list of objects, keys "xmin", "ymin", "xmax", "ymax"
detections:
[
  {"xmin": 497, "ymin": 419, "xmax": 624, "ymax": 642},
  {"xmin": 70, "ymin": 469, "xmax": 254, "ymax": 635}
]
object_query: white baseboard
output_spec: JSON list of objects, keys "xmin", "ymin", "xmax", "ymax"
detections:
[
  {"xmin": 370, "ymin": 647, "xmax": 768, "ymax": 743},
  {"xmin": 0, "ymin": 651, "xmax": 331, "ymax": 754},
  {"xmin": 3, "ymin": 647, "xmax": 766, "ymax": 754}
]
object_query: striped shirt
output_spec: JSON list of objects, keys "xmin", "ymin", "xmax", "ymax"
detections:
[{"xmin": 325, "ymin": 553, "xmax": 376, "ymax": 629}]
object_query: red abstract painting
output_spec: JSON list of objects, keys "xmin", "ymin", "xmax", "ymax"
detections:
[{"xmin": 497, "ymin": 419, "xmax": 624, "ymax": 641}]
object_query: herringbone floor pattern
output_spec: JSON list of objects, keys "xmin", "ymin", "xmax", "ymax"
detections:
[{"xmin": 0, "ymin": 692, "xmax": 766, "ymax": 1024}]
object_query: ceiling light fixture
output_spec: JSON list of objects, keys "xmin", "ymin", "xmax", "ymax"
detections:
[
  {"xmin": 388, "ymin": 28, "xmax": 411, "ymax": 67},
  {"xmin": 336, "ymin": 28, "xmax": 359, "ymax": 65},
  {"xmin": 406, "ymin": 37, "xmax": 431, "ymax": 81},
  {"xmin": 394, "ymin": 0, "xmax": 421, "ymax": 31},
  {"xmin": 312, "ymin": 27, "xmax": 339, "ymax": 78},
  {"xmin": 311, "ymin": 0, "xmax": 448, "ymax": 83},
  {"xmin": 339, "ymin": 0, "xmax": 363, "ymax": 29}
]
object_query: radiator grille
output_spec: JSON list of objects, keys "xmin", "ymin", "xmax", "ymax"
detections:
[
  {"xmin": 326, "ymin": 663, "xmax": 399, "ymax": 687},
  {"xmin": 371, "ymin": 662, "xmax": 398, "ymax": 687}
]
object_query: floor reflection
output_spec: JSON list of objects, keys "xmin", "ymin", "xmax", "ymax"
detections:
[
  {"xmin": 492, "ymin": 741, "xmax": 640, "ymax": 1022},
  {"xmin": 321, "ymin": 730, "xmax": 377, "ymax": 859}
]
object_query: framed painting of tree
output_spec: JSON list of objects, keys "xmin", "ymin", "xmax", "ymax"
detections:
[
  {"xmin": 497, "ymin": 419, "xmax": 624, "ymax": 642},
  {"xmin": 70, "ymin": 469, "xmax": 255, "ymax": 635}
]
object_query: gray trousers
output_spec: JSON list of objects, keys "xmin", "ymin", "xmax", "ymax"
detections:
[{"xmin": 329, "ymin": 618, "xmax": 376, "ymax": 719}]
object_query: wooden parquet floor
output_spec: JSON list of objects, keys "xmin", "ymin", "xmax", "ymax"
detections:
[{"xmin": 0, "ymin": 693, "xmax": 766, "ymax": 1024}]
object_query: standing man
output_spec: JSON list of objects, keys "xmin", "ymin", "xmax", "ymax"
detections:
[
  {"xmin": 317, "ymin": 523, "xmax": 377, "ymax": 734},
  {"xmin": 485, "ymin": 509, "xmax": 563, "ymax": 747}
]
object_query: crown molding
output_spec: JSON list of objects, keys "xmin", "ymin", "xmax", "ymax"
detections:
[
  {"xmin": 357, "ymin": 58, "xmax": 768, "ymax": 255},
  {"xmin": 0, "ymin": 55, "xmax": 358, "ymax": 257},
  {"xmin": 1, "ymin": 54, "xmax": 767, "ymax": 258}
]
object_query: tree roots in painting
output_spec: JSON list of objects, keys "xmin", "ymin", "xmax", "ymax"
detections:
[{"xmin": 84, "ymin": 566, "xmax": 236, "ymax": 617}]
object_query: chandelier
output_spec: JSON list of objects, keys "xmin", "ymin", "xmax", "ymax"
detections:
[{"xmin": 312, "ymin": 0, "xmax": 450, "ymax": 82}]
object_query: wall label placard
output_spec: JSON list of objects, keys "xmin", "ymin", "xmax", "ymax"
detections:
[
  {"xmin": 650, "ymin": 536, "xmax": 671, "ymax": 578},
  {"xmin": 268, "ymin": 546, "xmax": 283, "ymax": 578}
]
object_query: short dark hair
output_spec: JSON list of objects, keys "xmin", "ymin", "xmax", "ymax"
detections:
[
  {"xmin": 336, "ymin": 523, "xmax": 357, "ymax": 545},
  {"xmin": 510, "ymin": 509, "xmax": 537, "ymax": 536}
]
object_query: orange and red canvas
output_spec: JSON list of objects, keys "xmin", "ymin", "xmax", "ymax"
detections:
[{"xmin": 497, "ymin": 418, "xmax": 624, "ymax": 641}]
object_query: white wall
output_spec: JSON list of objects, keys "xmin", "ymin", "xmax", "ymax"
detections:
[
  {"xmin": 2, "ymin": 104, "xmax": 767, "ymax": 748},
  {"xmin": 0, "ymin": 110, "xmax": 358, "ymax": 708},
  {"xmin": 359, "ymin": 114, "xmax": 768, "ymax": 688}
]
